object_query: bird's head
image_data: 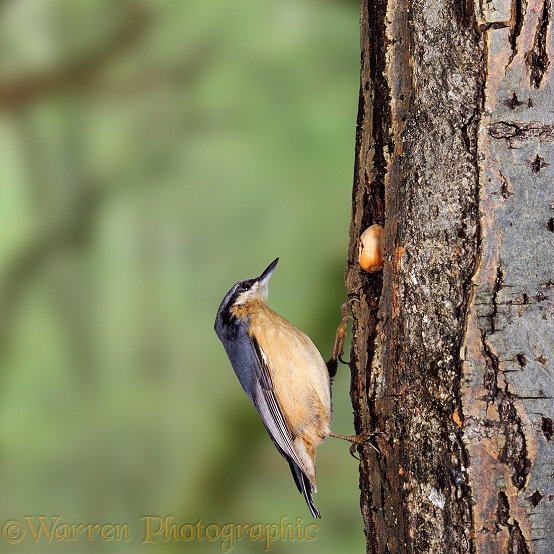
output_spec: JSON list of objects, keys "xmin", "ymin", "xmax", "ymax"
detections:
[
  {"xmin": 231, "ymin": 257, "xmax": 279, "ymax": 307},
  {"xmin": 215, "ymin": 258, "xmax": 279, "ymax": 330}
]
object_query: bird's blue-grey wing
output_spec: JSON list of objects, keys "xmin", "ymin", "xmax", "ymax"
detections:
[{"xmin": 218, "ymin": 323, "xmax": 303, "ymax": 467}]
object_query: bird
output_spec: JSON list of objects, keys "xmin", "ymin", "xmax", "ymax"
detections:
[{"xmin": 214, "ymin": 258, "xmax": 363, "ymax": 518}]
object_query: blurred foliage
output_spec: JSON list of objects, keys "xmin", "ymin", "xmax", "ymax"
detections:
[{"xmin": 0, "ymin": 0, "xmax": 362, "ymax": 552}]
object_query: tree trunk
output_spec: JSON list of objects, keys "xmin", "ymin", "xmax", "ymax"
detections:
[{"xmin": 346, "ymin": 1, "xmax": 554, "ymax": 553}]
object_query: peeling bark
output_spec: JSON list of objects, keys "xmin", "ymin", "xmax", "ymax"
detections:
[{"xmin": 347, "ymin": 1, "xmax": 554, "ymax": 553}]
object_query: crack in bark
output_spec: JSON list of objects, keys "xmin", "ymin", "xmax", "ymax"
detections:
[
  {"xmin": 515, "ymin": 353, "xmax": 528, "ymax": 367},
  {"xmin": 525, "ymin": 489, "xmax": 544, "ymax": 507},
  {"xmin": 367, "ymin": 4, "xmax": 391, "ymax": 229},
  {"xmin": 497, "ymin": 490, "xmax": 511, "ymax": 526},
  {"xmin": 504, "ymin": 92, "xmax": 525, "ymax": 109},
  {"xmin": 541, "ymin": 416, "xmax": 553, "ymax": 440},
  {"xmin": 461, "ymin": 109, "xmax": 480, "ymax": 154},
  {"xmin": 498, "ymin": 397, "xmax": 532, "ymax": 490},
  {"xmin": 529, "ymin": 153, "xmax": 547, "ymax": 173},
  {"xmin": 526, "ymin": 0, "xmax": 552, "ymax": 88},
  {"xmin": 507, "ymin": 520, "xmax": 531, "ymax": 554},
  {"xmin": 489, "ymin": 169, "xmax": 514, "ymax": 199},
  {"xmin": 453, "ymin": 0, "xmax": 480, "ymax": 30},
  {"xmin": 489, "ymin": 120, "xmax": 554, "ymax": 141},
  {"xmin": 497, "ymin": 490, "xmax": 532, "ymax": 554},
  {"xmin": 508, "ymin": 0, "xmax": 527, "ymax": 67},
  {"xmin": 479, "ymin": 265, "xmax": 531, "ymax": 491}
]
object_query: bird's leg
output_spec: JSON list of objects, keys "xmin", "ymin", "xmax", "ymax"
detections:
[
  {"xmin": 328, "ymin": 431, "xmax": 381, "ymax": 459},
  {"xmin": 326, "ymin": 299, "xmax": 357, "ymax": 378}
]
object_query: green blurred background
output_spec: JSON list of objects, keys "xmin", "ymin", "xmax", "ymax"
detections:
[{"xmin": 0, "ymin": 0, "xmax": 362, "ymax": 551}]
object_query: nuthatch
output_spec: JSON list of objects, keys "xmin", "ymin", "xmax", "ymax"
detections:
[{"xmin": 214, "ymin": 258, "xmax": 365, "ymax": 518}]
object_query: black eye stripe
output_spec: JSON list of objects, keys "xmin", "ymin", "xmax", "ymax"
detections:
[{"xmin": 238, "ymin": 281, "xmax": 254, "ymax": 292}]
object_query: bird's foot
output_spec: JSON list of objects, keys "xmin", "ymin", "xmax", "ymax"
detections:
[
  {"xmin": 328, "ymin": 431, "xmax": 382, "ymax": 459},
  {"xmin": 326, "ymin": 298, "xmax": 359, "ymax": 378}
]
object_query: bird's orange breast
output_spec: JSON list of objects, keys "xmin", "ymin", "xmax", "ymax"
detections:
[{"xmin": 246, "ymin": 304, "xmax": 331, "ymax": 441}]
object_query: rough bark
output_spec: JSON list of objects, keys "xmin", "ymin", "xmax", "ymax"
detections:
[{"xmin": 346, "ymin": 1, "xmax": 553, "ymax": 553}]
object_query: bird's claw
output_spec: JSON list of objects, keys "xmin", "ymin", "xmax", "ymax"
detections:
[
  {"xmin": 349, "ymin": 442, "xmax": 360, "ymax": 459},
  {"xmin": 349, "ymin": 432, "xmax": 382, "ymax": 459},
  {"xmin": 327, "ymin": 299, "xmax": 358, "ymax": 377}
]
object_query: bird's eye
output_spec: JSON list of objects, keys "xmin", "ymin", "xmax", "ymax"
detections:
[{"xmin": 239, "ymin": 282, "xmax": 251, "ymax": 292}]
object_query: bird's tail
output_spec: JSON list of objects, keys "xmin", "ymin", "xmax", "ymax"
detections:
[{"xmin": 288, "ymin": 460, "xmax": 320, "ymax": 518}]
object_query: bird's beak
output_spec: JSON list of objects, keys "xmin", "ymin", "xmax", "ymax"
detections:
[{"xmin": 258, "ymin": 257, "xmax": 279, "ymax": 287}]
